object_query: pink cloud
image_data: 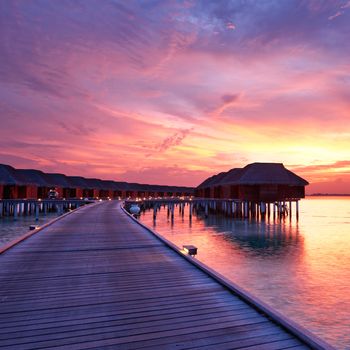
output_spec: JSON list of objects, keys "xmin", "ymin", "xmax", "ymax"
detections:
[
  {"xmin": 1, "ymin": 1, "xmax": 350, "ymax": 192},
  {"xmin": 226, "ymin": 22, "xmax": 236, "ymax": 30},
  {"xmin": 328, "ymin": 11, "xmax": 344, "ymax": 20},
  {"xmin": 154, "ymin": 129, "xmax": 192, "ymax": 153}
]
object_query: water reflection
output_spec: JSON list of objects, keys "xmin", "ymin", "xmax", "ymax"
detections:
[
  {"xmin": 140, "ymin": 198, "xmax": 350, "ymax": 350},
  {"xmin": 146, "ymin": 205, "xmax": 304, "ymax": 257},
  {"xmin": 199, "ymin": 213, "xmax": 302, "ymax": 255},
  {"xmin": 0, "ymin": 212, "xmax": 59, "ymax": 247}
]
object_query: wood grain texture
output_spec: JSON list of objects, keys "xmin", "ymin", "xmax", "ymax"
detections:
[{"xmin": 0, "ymin": 201, "xmax": 311, "ymax": 350}]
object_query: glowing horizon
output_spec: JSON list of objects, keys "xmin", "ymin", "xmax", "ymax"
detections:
[{"xmin": 1, "ymin": 1, "xmax": 349, "ymax": 194}]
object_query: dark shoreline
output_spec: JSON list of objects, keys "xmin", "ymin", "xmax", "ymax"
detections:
[{"xmin": 307, "ymin": 194, "xmax": 350, "ymax": 197}]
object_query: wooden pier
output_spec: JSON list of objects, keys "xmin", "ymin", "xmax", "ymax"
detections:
[
  {"xmin": 0, "ymin": 199, "xmax": 93, "ymax": 219},
  {"xmin": 0, "ymin": 201, "xmax": 332, "ymax": 349},
  {"xmin": 129, "ymin": 198, "xmax": 300, "ymax": 222}
]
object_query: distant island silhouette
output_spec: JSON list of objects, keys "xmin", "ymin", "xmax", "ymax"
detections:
[{"xmin": 308, "ymin": 193, "xmax": 350, "ymax": 196}]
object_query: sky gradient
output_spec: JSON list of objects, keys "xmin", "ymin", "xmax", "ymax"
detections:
[{"xmin": 1, "ymin": 0, "xmax": 350, "ymax": 193}]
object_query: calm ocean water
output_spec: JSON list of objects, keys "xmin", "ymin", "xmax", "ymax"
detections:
[
  {"xmin": 0, "ymin": 212, "xmax": 60, "ymax": 247},
  {"xmin": 140, "ymin": 197, "xmax": 350, "ymax": 350}
]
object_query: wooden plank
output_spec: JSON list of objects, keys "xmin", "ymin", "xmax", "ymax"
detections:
[
  {"xmin": 0, "ymin": 201, "xmax": 317, "ymax": 350},
  {"xmin": 0, "ymin": 317, "xmax": 271, "ymax": 349},
  {"xmin": 0, "ymin": 303, "xmax": 252, "ymax": 335},
  {"xmin": 125, "ymin": 332, "xmax": 295, "ymax": 350},
  {"xmin": 88, "ymin": 322, "xmax": 284, "ymax": 350},
  {"xmin": 0, "ymin": 309, "xmax": 261, "ymax": 342}
]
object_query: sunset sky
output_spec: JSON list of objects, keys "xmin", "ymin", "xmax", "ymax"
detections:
[{"xmin": 1, "ymin": 0, "xmax": 349, "ymax": 193}]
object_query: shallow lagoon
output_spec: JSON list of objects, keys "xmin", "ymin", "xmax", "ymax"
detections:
[{"xmin": 0, "ymin": 212, "xmax": 60, "ymax": 247}]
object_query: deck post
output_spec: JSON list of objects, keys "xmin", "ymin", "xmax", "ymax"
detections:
[
  {"xmin": 171, "ymin": 203, "xmax": 175, "ymax": 221},
  {"xmin": 153, "ymin": 204, "xmax": 157, "ymax": 221},
  {"xmin": 13, "ymin": 203, "xmax": 17, "ymax": 220},
  {"xmin": 189, "ymin": 202, "xmax": 193, "ymax": 220},
  {"xmin": 205, "ymin": 203, "xmax": 209, "ymax": 218},
  {"xmin": 0, "ymin": 203, "xmax": 2, "ymax": 217},
  {"xmin": 251, "ymin": 202, "xmax": 255, "ymax": 219},
  {"xmin": 244, "ymin": 201, "xmax": 249, "ymax": 218},
  {"xmin": 296, "ymin": 200, "xmax": 299, "ymax": 220},
  {"xmin": 289, "ymin": 201, "xmax": 292, "ymax": 218},
  {"xmin": 35, "ymin": 204, "xmax": 39, "ymax": 221},
  {"xmin": 260, "ymin": 202, "xmax": 266, "ymax": 220}
]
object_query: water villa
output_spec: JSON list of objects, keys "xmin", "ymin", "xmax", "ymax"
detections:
[
  {"xmin": 0, "ymin": 164, "xmax": 194, "ymax": 200},
  {"xmin": 194, "ymin": 162, "xmax": 308, "ymax": 219}
]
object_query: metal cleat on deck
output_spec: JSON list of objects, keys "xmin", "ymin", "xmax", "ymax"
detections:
[{"xmin": 183, "ymin": 245, "xmax": 198, "ymax": 257}]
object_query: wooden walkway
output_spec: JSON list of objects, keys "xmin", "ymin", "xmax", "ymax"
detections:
[{"xmin": 0, "ymin": 201, "xmax": 313, "ymax": 350}]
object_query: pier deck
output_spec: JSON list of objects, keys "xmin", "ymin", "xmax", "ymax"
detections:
[{"xmin": 0, "ymin": 201, "xmax": 313, "ymax": 349}]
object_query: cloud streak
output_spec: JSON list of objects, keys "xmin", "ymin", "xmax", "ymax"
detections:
[{"xmin": 0, "ymin": 0, "xmax": 349, "ymax": 191}]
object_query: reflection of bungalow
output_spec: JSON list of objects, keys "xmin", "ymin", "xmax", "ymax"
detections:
[{"xmin": 196, "ymin": 163, "xmax": 308, "ymax": 202}]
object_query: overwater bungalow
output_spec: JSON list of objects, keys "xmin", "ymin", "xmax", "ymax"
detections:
[
  {"xmin": 110, "ymin": 181, "xmax": 128, "ymax": 199},
  {"xmin": 82, "ymin": 178, "xmax": 103, "ymax": 199},
  {"xmin": 66, "ymin": 176, "xmax": 91, "ymax": 199},
  {"xmin": 41, "ymin": 173, "xmax": 77, "ymax": 199},
  {"xmin": 16, "ymin": 169, "xmax": 51, "ymax": 199},
  {"xmin": 0, "ymin": 164, "xmax": 29, "ymax": 199},
  {"xmin": 99, "ymin": 180, "xmax": 120, "ymax": 199},
  {"xmin": 196, "ymin": 162, "xmax": 308, "ymax": 202},
  {"xmin": 0, "ymin": 163, "xmax": 194, "ymax": 200}
]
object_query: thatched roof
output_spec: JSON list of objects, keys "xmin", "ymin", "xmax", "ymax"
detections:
[
  {"xmin": 0, "ymin": 164, "xmax": 24, "ymax": 185},
  {"xmin": 100, "ymin": 180, "xmax": 122, "ymax": 191},
  {"xmin": 83, "ymin": 178, "xmax": 105, "ymax": 190},
  {"xmin": 197, "ymin": 163, "xmax": 308, "ymax": 188},
  {"xmin": 220, "ymin": 168, "xmax": 244, "ymax": 185},
  {"xmin": 235, "ymin": 163, "xmax": 309, "ymax": 186},
  {"xmin": 0, "ymin": 163, "xmax": 195, "ymax": 194},
  {"xmin": 42, "ymin": 173, "xmax": 74, "ymax": 188},
  {"xmin": 16, "ymin": 169, "xmax": 49, "ymax": 186},
  {"xmin": 67, "ymin": 176, "xmax": 91, "ymax": 189},
  {"xmin": 197, "ymin": 172, "xmax": 228, "ymax": 189}
]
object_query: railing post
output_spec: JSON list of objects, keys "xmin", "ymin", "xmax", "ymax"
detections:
[{"xmin": 35, "ymin": 204, "xmax": 39, "ymax": 221}]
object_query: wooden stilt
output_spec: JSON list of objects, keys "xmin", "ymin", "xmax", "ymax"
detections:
[
  {"xmin": 13, "ymin": 204, "xmax": 17, "ymax": 220},
  {"xmin": 244, "ymin": 202, "xmax": 249, "ymax": 218},
  {"xmin": 296, "ymin": 200, "xmax": 299, "ymax": 221}
]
